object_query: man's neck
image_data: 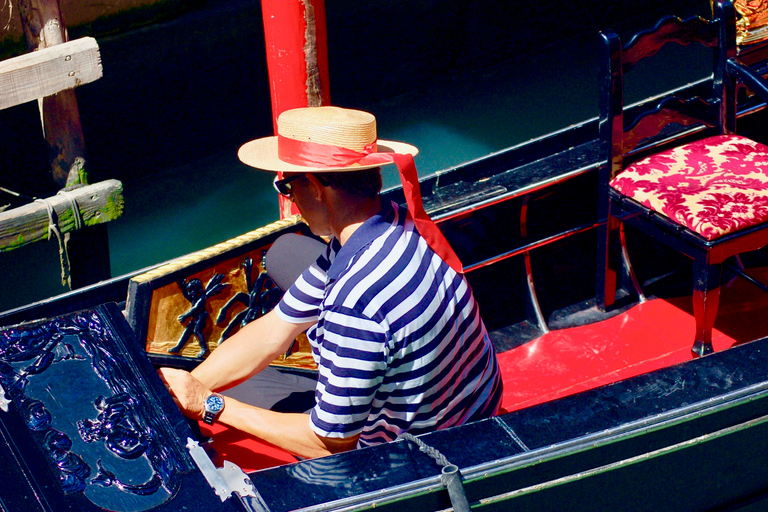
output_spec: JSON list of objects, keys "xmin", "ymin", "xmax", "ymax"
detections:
[{"xmin": 332, "ymin": 195, "xmax": 382, "ymax": 245}]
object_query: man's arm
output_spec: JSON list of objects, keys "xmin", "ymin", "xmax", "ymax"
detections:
[
  {"xmin": 191, "ymin": 308, "xmax": 311, "ymax": 391},
  {"xmin": 158, "ymin": 366, "xmax": 359, "ymax": 459},
  {"xmin": 157, "ymin": 308, "xmax": 360, "ymax": 458},
  {"xmin": 219, "ymin": 397, "xmax": 360, "ymax": 458}
]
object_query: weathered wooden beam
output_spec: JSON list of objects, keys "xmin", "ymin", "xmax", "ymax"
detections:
[
  {"xmin": 0, "ymin": 37, "xmax": 102, "ymax": 111},
  {"xmin": 0, "ymin": 180, "xmax": 123, "ymax": 252},
  {"xmin": 9, "ymin": 0, "xmax": 112, "ymax": 289}
]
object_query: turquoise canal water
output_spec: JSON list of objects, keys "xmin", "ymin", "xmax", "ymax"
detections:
[
  {"xmin": 0, "ymin": 0, "xmax": 709, "ymax": 312},
  {"xmin": 109, "ymin": 42, "xmax": 601, "ymax": 275}
]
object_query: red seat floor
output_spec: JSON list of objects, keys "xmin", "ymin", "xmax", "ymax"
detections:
[{"xmin": 498, "ymin": 268, "xmax": 768, "ymax": 413}]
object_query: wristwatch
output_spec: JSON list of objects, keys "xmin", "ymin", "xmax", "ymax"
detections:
[{"xmin": 203, "ymin": 393, "xmax": 225, "ymax": 425}]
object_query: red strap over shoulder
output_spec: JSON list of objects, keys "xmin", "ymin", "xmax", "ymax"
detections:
[{"xmin": 278, "ymin": 136, "xmax": 464, "ymax": 273}]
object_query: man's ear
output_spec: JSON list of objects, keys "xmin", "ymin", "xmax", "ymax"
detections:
[{"xmin": 305, "ymin": 173, "xmax": 327, "ymax": 201}]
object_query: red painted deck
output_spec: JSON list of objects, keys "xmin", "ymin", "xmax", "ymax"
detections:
[{"xmin": 498, "ymin": 268, "xmax": 768, "ymax": 413}]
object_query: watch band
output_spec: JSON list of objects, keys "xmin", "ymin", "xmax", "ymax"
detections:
[{"xmin": 203, "ymin": 393, "xmax": 225, "ymax": 425}]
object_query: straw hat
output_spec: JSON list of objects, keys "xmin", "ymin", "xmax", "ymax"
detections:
[{"xmin": 238, "ymin": 106, "xmax": 419, "ymax": 173}]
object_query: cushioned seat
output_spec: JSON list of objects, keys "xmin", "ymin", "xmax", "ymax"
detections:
[{"xmin": 610, "ymin": 135, "xmax": 768, "ymax": 241}]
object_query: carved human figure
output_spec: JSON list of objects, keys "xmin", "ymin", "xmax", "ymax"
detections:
[
  {"xmin": 169, "ymin": 274, "xmax": 229, "ymax": 358},
  {"xmin": 216, "ymin": 257, "xmax": 282, "ymax": 342}
]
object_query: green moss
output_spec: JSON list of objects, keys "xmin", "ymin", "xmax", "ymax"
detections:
[
  {"xmin": 76, "ymin": 167, "xmax": 89, "ymax": 185},
  {"xmin": 2, "ymin": 233, "xmax": 27, "ymax": 252},
  {"xmin": 59, "ymin": 207, "xmax": 74, "ymax": 226},
  {"xmin": 103, "ymin": 191, "xmax": 125, "ymax": 220}
]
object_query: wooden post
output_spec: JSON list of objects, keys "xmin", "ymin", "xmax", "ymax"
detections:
[
  {"xmin": 18, "ymin": 0, "xmax": 84, "ymax": 187},
  {"xmin": 261, "ymin": 0, "xmax": 331, "ymax": 218},
  {"xmin": 16, "ymin": 0, "xmax": 112, "ymax": 289},
  {"xmin": 0, "ymin": 180, "xmax": 123, "ymax": 251}
]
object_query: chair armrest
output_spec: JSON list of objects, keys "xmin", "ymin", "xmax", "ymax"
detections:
[{"xmin": 727, "ymin": 57, "xmax": 768, "ymax": 104}]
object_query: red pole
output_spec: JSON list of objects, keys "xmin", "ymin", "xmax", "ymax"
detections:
[{"xmin": 261, "ymin": 0, "xmax": 331, "ymax": 218}]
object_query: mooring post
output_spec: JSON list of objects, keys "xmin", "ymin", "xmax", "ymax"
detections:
[
  {"xmin": 16, "ymin": 0, "xmax": 111, "ymax": 289},
  {"xmin": 261, "ymin": 0, "xmax": 331, "ymax": 218},
  {"xmin": 18, "ymin": 0, "xmax": 84, "ymax": 188}
]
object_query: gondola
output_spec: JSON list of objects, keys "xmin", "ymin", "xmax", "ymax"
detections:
[{"xmin": 4, "ymin": 1, "xmax": 768, "ymax": 511}]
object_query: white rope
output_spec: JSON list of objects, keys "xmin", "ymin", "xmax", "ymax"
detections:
[
  {"xmin": 34, "ymin": 197, "xmax": 71, "ymax": 287},
  {"xmin": 398, "ymin": 433, "xmax": 471, "ymax": 512},
  {"xmin": 57, "ymin": 189, "xmax": 83, "ymax": 231},
  {"xmin": 398, "ymin": 432, "xmax": 452, "ymax": 467}
]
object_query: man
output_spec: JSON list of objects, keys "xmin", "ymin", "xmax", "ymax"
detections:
[{"xmin": 159, "ymin": 106, "xmax": 502, "ymax": 459}]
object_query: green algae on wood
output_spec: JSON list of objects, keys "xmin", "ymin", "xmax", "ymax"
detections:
[{"xmin": 0, "ymin": 179, "xmax": 123, "ymax": 252}]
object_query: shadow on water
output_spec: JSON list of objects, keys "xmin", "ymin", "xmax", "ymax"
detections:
[{"xmin": 0, "ymin": 0, "xmax": 710, "ymax": 312}]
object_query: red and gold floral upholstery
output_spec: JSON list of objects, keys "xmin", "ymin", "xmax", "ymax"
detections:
[
  {"xmin": 610, "ymin": 135, "xmax": 768, "ymax": 240},
  {"xmin": 735, "ymin": 0, "xmax": 768, "ymax": 44}
]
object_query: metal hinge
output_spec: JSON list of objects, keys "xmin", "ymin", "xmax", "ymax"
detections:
[
  {"xmin": 0, "ymin": 383, "xmax": 9, "ymax": 412},
  {"xmin": 186, "ymin": 437, "xmax": 270, "ymax": 510}
]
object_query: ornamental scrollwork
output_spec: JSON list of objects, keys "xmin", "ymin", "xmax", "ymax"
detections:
[{"xmin": 0, "ymin": 310, "xmax": 184, "ymax": 510}]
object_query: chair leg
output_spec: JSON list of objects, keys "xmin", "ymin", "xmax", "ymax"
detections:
[
  {"xmin": 691, "ymin": 256, "xmax": 722, "ymax": 357},
  {"xmin": 727, "ymin": 255, "xmax": 768, "ymax": 294},
  {"xmin": 619, "ymin": 222, "xmax": 646, "ymax": 303},
  {"xmin": 597, "ymin": 214, "xmax": 622, "ymax": 310}
]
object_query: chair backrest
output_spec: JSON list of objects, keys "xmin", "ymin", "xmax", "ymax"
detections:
[{"xmin": 598, "ymin": 0, "xmax": 738, "ymax": 190}]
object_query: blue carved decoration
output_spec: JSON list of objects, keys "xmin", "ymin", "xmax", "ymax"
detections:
[
  {"xmin": 170, "ymin": 274, "xmax": 229, "ymax": 358},
  {"xmin": 92, "ymin": 459, "xmax": 163, "ymax": 496},
  {"xmin": 21, "ymin": 397, "xmax": 52, "ymax": 431},
  {"xmin": 216, "ymin": 257, "xmax": 282, "ymax": 342},
  {"xmin": 0, "ymin": 310, "xmax": 187, "ymax": 511},
  {"xmin": 46, "ymin": 430, "xmax": 92, "ymax": 494},
  {"xmin": 78, "ymin": 394, "xmax": 152, "ymax": 460}
]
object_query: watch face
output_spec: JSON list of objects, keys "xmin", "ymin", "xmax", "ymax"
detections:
[{"xmin": 205, "ymin": 394, "xmax": 224, "ymax": 413}]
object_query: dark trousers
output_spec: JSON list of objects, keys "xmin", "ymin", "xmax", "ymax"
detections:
[{"xmin": 220, "ymin": 366, "xmax": 318, "ymax": 414}]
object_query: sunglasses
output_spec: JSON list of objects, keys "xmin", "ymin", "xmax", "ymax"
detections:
[{"xmin": 273, "ymin": 174, "xmax": 303, "ymax": 197}]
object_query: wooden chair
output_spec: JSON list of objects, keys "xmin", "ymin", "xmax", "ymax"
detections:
[{"xmin": 596, "ymin": 0, "xmax": 768, "ymax": 356}]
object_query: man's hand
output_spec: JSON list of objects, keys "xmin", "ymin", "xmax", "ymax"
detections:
[{"xmin": 157, "ymin": 367, "xmax": 210, "ymax": 420}]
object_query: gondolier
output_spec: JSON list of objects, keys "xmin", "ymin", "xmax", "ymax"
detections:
[{"xmin": 159, "ymin": 106, "xmax": 502, "ymax": 459}]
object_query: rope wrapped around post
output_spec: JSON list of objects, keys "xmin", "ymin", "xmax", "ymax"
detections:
[
  {"xmin": 32, "ymin": 189, "xmax": 89, "ymax": 287},
  {"xmin": 34, "ymin": 196, "xmax": 69, "ymax": 287},
  {"xmin": 398, "ymin": 432, "xmax": 471, "ymax": 512},
  {"xmin": 0, "ymin": 179, "xmax": 123, "ymax": 253}
]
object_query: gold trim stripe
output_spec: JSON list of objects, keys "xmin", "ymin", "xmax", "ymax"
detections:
[{"xmin": 131, "ymin": 215, "xmax": 303, "ymax": 283}]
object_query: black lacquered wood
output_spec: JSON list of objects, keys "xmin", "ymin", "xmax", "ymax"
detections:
[
  {"xmin": 0, "ymin": 304, "xmax": 252, "ymax": 512},
  {"xmin": 621, "ymin": 15, "xmax": 718, "ymax": 73},
  {"xmin": 247, "ymin": 334, "xmax": 768, "ymax": 511}
]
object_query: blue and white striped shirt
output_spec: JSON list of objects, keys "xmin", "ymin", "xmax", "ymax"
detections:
[{"xmin": 276, "ymin": 201, "xmax": 502, "ymax": 446}]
